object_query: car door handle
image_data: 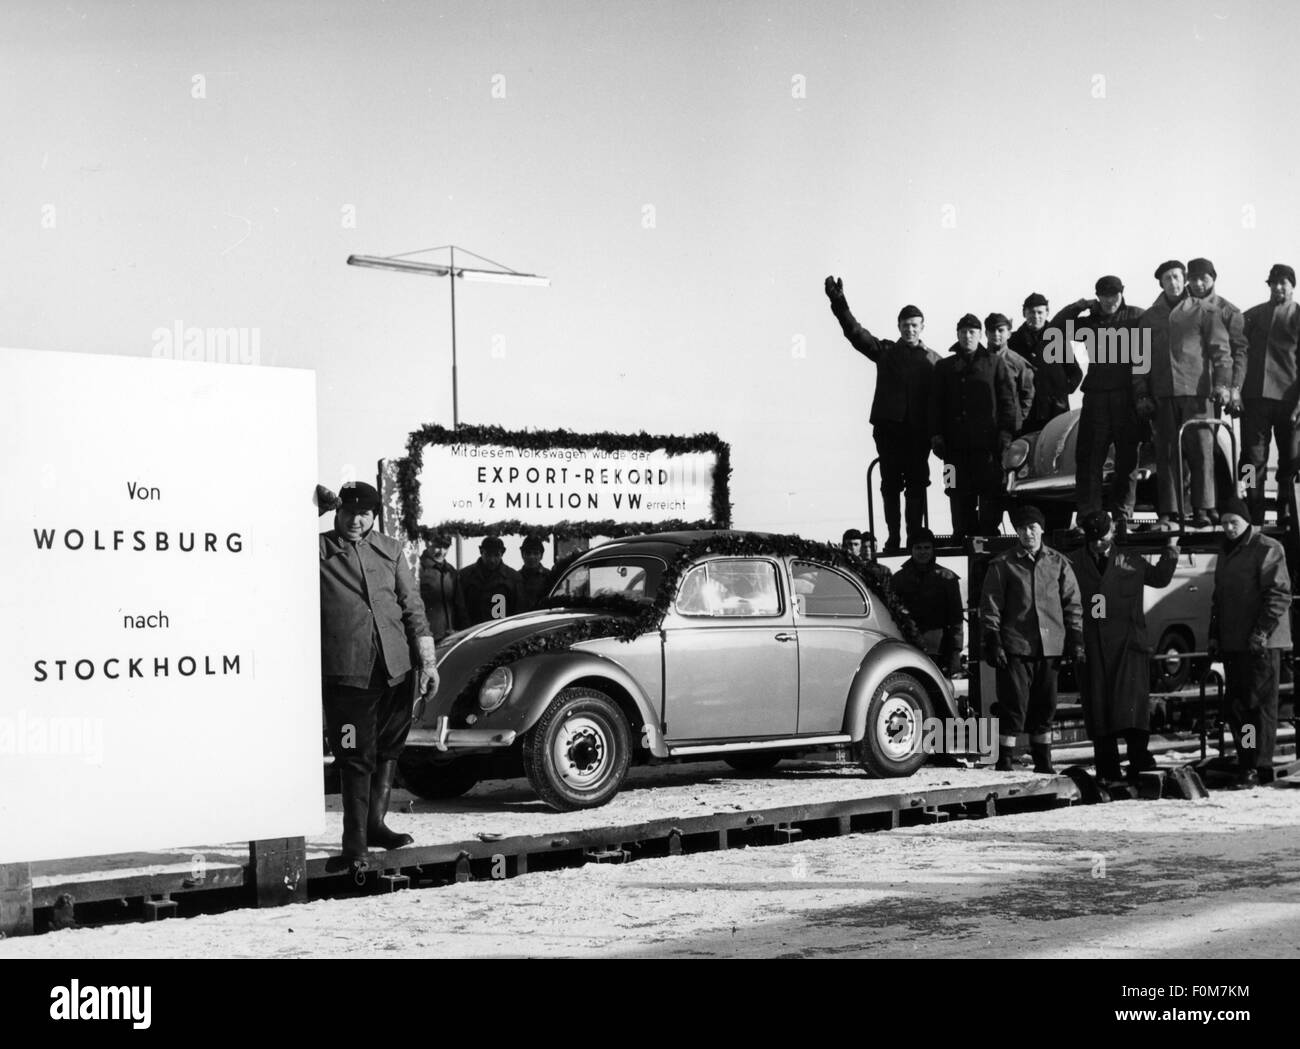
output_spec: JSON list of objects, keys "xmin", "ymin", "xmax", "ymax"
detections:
[
  {"xmin": 1187, "ymin": 585, "xmax": 1198, "ymax": 592},
  {"xmin": 774, "ymin": 633, "xmax": 795, "ymax": 642}
]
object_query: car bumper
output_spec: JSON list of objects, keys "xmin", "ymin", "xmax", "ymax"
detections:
[{"xmin": 408, "ymin": 717, "xmax": 517, "ymax": 752}]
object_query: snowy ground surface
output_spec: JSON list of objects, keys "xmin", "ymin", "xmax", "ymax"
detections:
[{"xmin": 8, "ymin": 761, "xmax": 1299, "ymax": 959}]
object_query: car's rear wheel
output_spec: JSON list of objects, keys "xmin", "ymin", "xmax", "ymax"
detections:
[
  {"xmin": 724, "ymin": 752, "xmax": 783, "ymax": 774},
  {"xmin": 395, "ymin": 754, "xmax": 481, "ymax": 799},
  {"xmin": 859, "ymin": 673, "xmax": 931, "ymax": 777},
  {"xmin": 1150, "ymin": 628, "xmax": 1193, "ymax": 692},
  {"xmin": 522, "ymin": 687, "xmax": 632, "ymax": 811}
]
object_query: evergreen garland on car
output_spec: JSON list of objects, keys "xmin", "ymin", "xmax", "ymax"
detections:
[
  {"xmin": 396, "ymin": 423, "xmax": 731, "ymax": 542},
  {"xmin": 451, "ymin": 532, "xmax": 920, "ymax": 705}
]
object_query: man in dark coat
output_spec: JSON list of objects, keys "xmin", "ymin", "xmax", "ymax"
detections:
[
  {"xmin": 517, "ymin": 534, "xmax": 552, "ymax": 612},
  {"xmin": 986, "ymin": 313, "xmax": 1034, "ymax": 433},
  {"xmin": 1239, "ymin": 263, "xmax": 1300, "ymax": 526},
  {"xmin": 418, "ymin": 532, "xmax": 467, "ymax": 640},
  {"xmin": 1052, "ymin": 276, "xmax": 1146, "ymax": 527},
  {"xmin": 1011, "ymin": 292, "xmax": 1082, "ymax": 434},
  {"xmin": 1209, "ymin": 497, "xmax": 1293, "ymax": 787},
  {"xmin": 979, "ymin": 505, "xmax": 1084, "ymax": 773},
  {"xmin": 825, "ymin": 277, "xmax": 940, "ymax": 553},
  {"xmin": 1068, "ymin": 510, "xmax": 1178, "ymax": 783},
  {"xmin": 460, "ymin": 535, "xmax": 524, "ymax": 624},
  {"xmin": 320, "ymin": 482, "xmax": 439, "ymax": 866},
  {"xmin": 930, "ymin": 314, "xmax": 1018, "ymax": 541},
  {"xmin": 1135, "ymin": 260, "xmax": 1232, "ymax": 529},
  {"xmin": 892, "ymin": 527, "xmax": 963, "ymax": 676}
]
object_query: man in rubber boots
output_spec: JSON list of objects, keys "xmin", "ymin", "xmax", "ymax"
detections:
[
  {"xmin": 1068, "ymin": 510, "xmax": 1178, "ymax": 784},
  {"xmin": 320, "ymin": 482, "xmax": 440, "ymax": 867},
  {"xmin": 979, "ymin": 505, "xmax": 1084, "ymax": 772}
]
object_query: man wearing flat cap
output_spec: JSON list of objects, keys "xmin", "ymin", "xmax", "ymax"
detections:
[
  {"xmin": 1187, "ymin": 258, "xmax": 1247, "ymax": 417},
  {"xmin": 320, "ymin": 481, "xmax": 439, "ymax": 866},
  {"xmin": 1068, "ymin": 510, "xmax": 1178, "ymax": 784},
  {"xmin": 418, "ymin": 532, "xmax": 468, "ymax": 641},
  {"xmin": 1240, "ymin": 264, "xmax": 1300, "ymax": 527},
  {"xmin": 1053, "ymin": 276, "xmax": 1146, "ymax": 530},
  {"xmin": 986, "ymin": 313, "xmax": 1034, "ymax": 434},
  {"xmin": 517, "ymin": 534, "xmax": 552, "ymax": 612},
  {"xmin": 979, "ymin": 504, "xmax": 1084, "ymax": 772},
  {"xmin": 1209, "ymin": 497, "xmax": 1292, "ymax": 788},
  {"xmin": 892, "ymin": 527, "xmax": 964, "ymax": 676},
  {"xmin": 460, "ymin": 535, "xmax": 523, "ymax": 625},
  {"xmin": 1012, "ymin": 291, "xmax": 1083, "ymax": 435},
  {"xmin": 825, "ymin": 277, "xmax": 940, "ymax": 553},
  {"xmin": 930, "ymin": 314, "xmax": 1018, "ymax": 542},
  {"xmin": 1136, "ymin": 260, "xmax": 1232, "ymax": 529}
]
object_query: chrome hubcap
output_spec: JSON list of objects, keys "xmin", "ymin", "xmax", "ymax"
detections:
[
  {"xmin": 876, "ymin": 696, "xmax": 920, "ymax": 760},
  {"xmin": 554, "ymin": 715, "xmax": 609, "ymax": 789}
]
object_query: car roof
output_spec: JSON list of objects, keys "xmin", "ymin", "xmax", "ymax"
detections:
[{"xmin": 573, "ymin": 530, "xmax": 789, "ymax": 563}]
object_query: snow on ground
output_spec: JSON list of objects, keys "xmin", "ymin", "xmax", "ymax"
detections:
[{"xmin": 9, "ymin": 778, "xmax": 1299, "ymax": 959}]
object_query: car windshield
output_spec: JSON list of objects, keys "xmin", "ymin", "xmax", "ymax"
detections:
[{"xmin": 550, "ymin": 555, "xmax": 665, "ymax": 605}]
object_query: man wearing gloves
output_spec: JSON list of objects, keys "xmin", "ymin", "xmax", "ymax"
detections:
[
  {"xmin": 1187, "ymin": 257, "xmax": 1248, "ymax": 418},
  {"xmin": 979, "ymin": 505, "xmax": 1084, "ymax": 773},
  {"xmin": 1068, "ymin": 510, "xmax": 1178, "ymax": 784},
  {"xmin": 320, "ymin": 481, "xmax": 439, "ymax": 867},
  {"xmin": 1135, "ymin": 260, "xmax": 1232, "ymax": 529},
  {"xmin": 1209, "ymin": 497, "xmax": 1292, "ymax": 788},
  {"xmin": 825, "ymin": 277, "xmax": 940, "ymax": 553}
]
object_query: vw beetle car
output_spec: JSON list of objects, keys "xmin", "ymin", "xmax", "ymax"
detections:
[{"xmin": 398, "ymin": 531, "xmax": 961, "ymax": 810}]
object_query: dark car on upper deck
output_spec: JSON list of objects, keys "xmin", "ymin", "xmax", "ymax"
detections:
[{"xmin": 397, "ymin": 530, "xmax": 961, "ymax": 810}]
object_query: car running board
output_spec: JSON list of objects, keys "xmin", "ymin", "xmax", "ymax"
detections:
[{"xmin": 667, "ymin": 734, "xmax": 852, "ymax": 757}]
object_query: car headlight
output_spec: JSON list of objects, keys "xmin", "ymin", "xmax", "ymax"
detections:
[
  {"xmin": 478, "ymin": 667, "xmax": 513, "ymax": 712},
  {"xmin": 1003, "ymin": 438, "xmax": 1030, "ymax": 471}
]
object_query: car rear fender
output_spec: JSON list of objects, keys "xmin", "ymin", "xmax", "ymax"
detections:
[
  {"xmin": 503, "ymin": 652, "xmax": 664, "ymax": 755},
  {"xmin": 842, "ymin": 641, "xmax": 959, "ymax": 741}
]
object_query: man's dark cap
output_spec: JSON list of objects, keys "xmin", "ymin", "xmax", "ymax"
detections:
[
  {"xmin": 1095, "ymin": 275, "xmax": 1124, "ymax": 296},
  {"xmin": 908, "ymin": 527, "xmax": 937, "ymax": 548},
  {"xmin": 520, "ymin": 534, "xmax": 545, "ymax": 554},
  {"xmin": 984, "ymin": 312, "xmax": 1012, "ymax": 331},
  {"xmin": 897, "ymin": 304, "xmax": 924, "ymax": 322},
  {"xmin": 1022, "ymin": 292, "xmax": 1049, "ymax": 310},
  {"xmin": 842, "ymin": 528, "xmax": 863, "ymax": 544},
  {"xmin": 480, "ymin": 535, "xmax": 506, "ymax": 553},
  {"xmin": 1187, "ymin": 257, "xmax": 1217, "ymax": 280},
  {"xmin": 1080, "ymin": 510, "xmax": 1113, "ymax": 541},
  {"xmin": 1218, "ymin": 496, "xmax": 1251, "ymax": 523},
  {"xmin": 1268, "ymin": 263, "xmax": 1296, "ymax": 287},
  {"xmin": 1011, "ymin": 505, "xmax": 1046, "ymax": 529},
  {"xmin": 338, "ymin": 481, "xmax": 381, "ymax": 512},
  {"xmin": 956, "ymin": 313, "xmax": 982, "ymax": 331},
  {"xmin": 430, "ymin": 532, "xmax": 453, "ymax": 548},
  {"xmin": 1154, "ymin": 259, "xmax": 1185, "ymax": 281}
]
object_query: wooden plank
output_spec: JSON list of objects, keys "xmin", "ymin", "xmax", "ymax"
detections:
[
  {"xmin": 249, "ymin": 837, "xmax": 307, "ymax": 908},
  {"xmin": 0, "ymin": 863, "xmax": 34, "ymax": 938}
]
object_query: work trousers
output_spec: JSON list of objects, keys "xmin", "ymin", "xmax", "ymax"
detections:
[
  {"xmin": 1223, "ymin": 649, "xmax": 1281, "ymax": 770},
  {"xmin": 323, "ymin": 673, "xmax": 414, "ymax": 778},
  {"xmin": 1075, "ymin": 388, "xmax": 1140, "ymax": 517},
  {"xmin": 1154, "ymin": 396, "xmax": 1215, "ymax": 515},
  {"xmin": 945, "ymin": 449, "xmax": 1003, "ymax": 538},
  {"xmin": 993, "ymin": 655, "xmax": 1059, "ymax": 742},
  {"xmin": 1242, "ymin": 399, "xmax": 1300, "ymax": 526},
  {"xmin": 875, "ymin": 424, "xmax": 931, "ymax": 539}
]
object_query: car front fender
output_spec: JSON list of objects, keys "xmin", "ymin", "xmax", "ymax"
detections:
[
  {"xmin": 474, "ymin": 651, "xmax": 663, "ymax": 752},
  {"xmin": 842, "ymin": 640, "xmax": 959, "ymax": 741}
]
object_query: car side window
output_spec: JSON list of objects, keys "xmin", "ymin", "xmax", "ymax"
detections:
[
  {"xmin": 676, "ymin": 560, "xmax": 782, "ymax": 617},
  {"xmin": 790, "ymin": 561, "xmax": 869, "ymax": 616}
]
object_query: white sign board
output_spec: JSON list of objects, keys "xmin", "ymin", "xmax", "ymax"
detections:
[
  {"xmin": 0, "ymin": 348, "xmax": 322, "ymax": 863},
  {"xmin": 416, "ymin": 444, "xmax": 719, "ymax": 530}
]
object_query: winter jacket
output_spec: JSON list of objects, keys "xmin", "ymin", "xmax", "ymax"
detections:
[
  {"xmin": 1241, "ymin": 298, "xmax": 1300, "ymax": 404},
  {"xmin": 979, "ymin": 543, "xmax": 1083, "ymax": 658},
  {"xmin": 418, "ymin": 553, "xmax": 468, "ymax": 640},
  {"xmin": 1136, "ymin": 291, "xmax": 1231, "ymax": 399},
  {"xmin": 1209, "ymin": 528, "xmax": 1292, "ymax": 652},
  {"xmin": 929, "ymin": 345, "xmax": 1018, "ymax": 453},
  {"xmin": 1050, "ymin": 302, "xmax": 1144, "ymax": 395},
  {"xmin": 830, "ymin": 299, "xmax": 940, "ymax": 432},
  {"xmin": 1011, "ymin": 321, "xmax": 1083, "ymax": 422}
]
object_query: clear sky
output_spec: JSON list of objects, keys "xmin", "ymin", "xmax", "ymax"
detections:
[{"xmin": 4, "ymin": 0, "xmax": 1299, "ymax": 543}]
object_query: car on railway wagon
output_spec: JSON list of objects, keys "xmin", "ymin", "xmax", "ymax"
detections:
[{"xmin": 397, "ymin": 531, "xmax": 962, "ymax": 811}]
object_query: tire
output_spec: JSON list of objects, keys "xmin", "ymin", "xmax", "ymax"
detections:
[
  {"xmin": 522, "ymin": 686, "xmax": 632, "ymax": 811},
  {"xmin": 859, "ymin": 672, "xmax": 931, "ymax": 777},
  {"xmin": 395, "ymin": 754, "xmax": 480, "ymax": 800},
  {"xmin": 724, "ymin": 752, "xmax": 783, "ymax": 774},
  {"xmin": 1150, "ymin": 629, "xmax": 1193, "ymax": 692}
]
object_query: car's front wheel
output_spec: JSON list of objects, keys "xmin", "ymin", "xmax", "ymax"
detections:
[
  {"xmin": 522, "ymin": 687, "xmax": 632, "ymax": 811},
  {"xmin": 859, "ymin": 673, "xmax": 931, "ymax": 777}
]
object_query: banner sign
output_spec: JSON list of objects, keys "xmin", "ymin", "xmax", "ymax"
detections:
[
  {"xmin": 0, "ymin": 347, "xmax": 323, "ymax": 863},
  {"xmin": 388, "ymin": 424, "xmax": 731, "ymax": 540}
]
